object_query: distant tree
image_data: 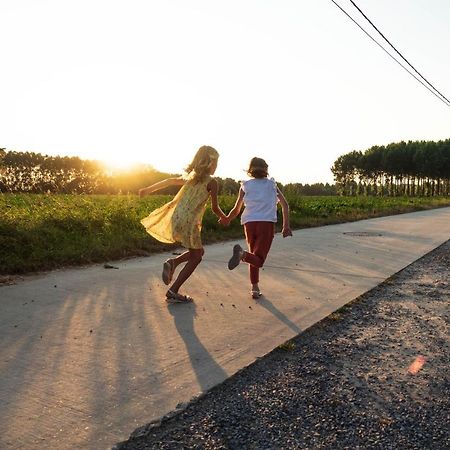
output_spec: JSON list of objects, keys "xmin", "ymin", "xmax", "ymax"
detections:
[
  {"xmin": 0, "ymin": 148, "xmax": 6, "ymax": 192},
  {"xmin": 331, "ymin": 151, "xmax": 361, "ymax": 195},
  {"xmin": 217, "ymin": 177, "xmax": 240, "ymax": 195}
]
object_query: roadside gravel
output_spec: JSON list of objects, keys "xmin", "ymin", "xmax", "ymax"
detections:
[{"xmin": 115, "ymin": 240, "xmax": 450, "ymax": 450}]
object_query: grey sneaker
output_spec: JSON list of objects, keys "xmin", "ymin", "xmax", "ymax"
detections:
[{"xmin": 228, "ymin": 244, "xmax": 243, "ymax": 270}]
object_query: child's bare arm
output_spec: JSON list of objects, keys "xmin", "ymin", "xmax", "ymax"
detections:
[
  {"xmin": 139, "ymin": 177, "xmax": 185, "ymax": 197},
  {"xmin": 226, "ymin": 188, "xmax": 245, "ymax": 222},
  {"xmin": 208, "ymin": 179, "xmax": 227, "ymax": 220},
  {"xmin": 277, "ymin": 188, "xmax": 292, "ymax": 237}
]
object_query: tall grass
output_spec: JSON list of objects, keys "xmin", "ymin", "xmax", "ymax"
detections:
[{"xmin": 1, "ymin": 193, "xmax": 449, "ymax": 274}]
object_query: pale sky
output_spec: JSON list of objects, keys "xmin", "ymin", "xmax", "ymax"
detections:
[{"xmin": 1, "ymin": 0, "xmax": 449, "ymax": 184}]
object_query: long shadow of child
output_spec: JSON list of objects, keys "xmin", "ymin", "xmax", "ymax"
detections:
[
  {"xmin": 167, "ymin": 302, "xmax": 228, "ymax": 393},
  {"xmin": 256, "ymin": 295, "xmax": 302, "ymax": 334}
]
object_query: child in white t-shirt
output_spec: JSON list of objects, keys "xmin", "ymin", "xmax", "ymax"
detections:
[{"xmin": 222, "ymin": 157, "xmax": 292, "ymax": 299}]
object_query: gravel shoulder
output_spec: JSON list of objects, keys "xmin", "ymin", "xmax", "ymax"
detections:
[{"xmin": 115, "ymin": 241, "xmax": 450, "ymax": 450}]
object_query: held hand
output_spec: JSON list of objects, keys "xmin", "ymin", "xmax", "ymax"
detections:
[
  {"xmin": 282, "ymin": 227, "xmax": 293, "ymax": 238},
  {"xmin": 219, "ymin": 216, "xmax": 230, "ymax": 227}
]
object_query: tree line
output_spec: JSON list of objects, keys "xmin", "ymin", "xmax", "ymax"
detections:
[
  {"xmin": 0, "ymin": 149, "xmax": 196, "ymax": 195},
  {"xmin": 0, "ymin": 148, "xmax": 336, "ymax": 196},
  {"xmin": 331, "ymin": 139, "xmax": 450, "ymax": 196}
]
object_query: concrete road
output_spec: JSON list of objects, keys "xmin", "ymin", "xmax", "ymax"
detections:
[{"xmin": 1, "ymin": 207, "xmax": 450, "ymax": 450}]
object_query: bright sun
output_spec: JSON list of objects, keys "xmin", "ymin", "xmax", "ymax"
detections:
[{"xmin": 100, "ymin": 156, "xmax": 146, "ymax": 173}]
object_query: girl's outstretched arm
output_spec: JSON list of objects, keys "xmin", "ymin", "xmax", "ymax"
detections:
[
  {"xmin": 139, "ymin": 177, "xmax": 185, "ymax": 197},
  {"xmin": 226, "ymin": 187, "xmax": 245, "ymax": 222},
  {"xmin": 277, "ymin": 188, "xmax": 293, "ymax": 237},
  {"xmin": 208, "ymin": 178, "xmax": 227, "ymax": 221}
]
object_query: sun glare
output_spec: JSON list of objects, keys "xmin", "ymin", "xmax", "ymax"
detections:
[{"xmin": 101, "ymin": 157, "xmax": 147, "ymax": 173}]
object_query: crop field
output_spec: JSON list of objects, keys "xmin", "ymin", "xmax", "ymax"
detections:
[{"xmin": 1, "ymin": 193, "xmax": 450, "ymax": 274}]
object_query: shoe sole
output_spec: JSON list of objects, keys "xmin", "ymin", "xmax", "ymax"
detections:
[
  {"xmin": 228, "ymin": 244, "xmax": 242, "ymax": 270},
  {"xmin": 162, "ymin": 261, "xmax": 172, "ymax": 285}
]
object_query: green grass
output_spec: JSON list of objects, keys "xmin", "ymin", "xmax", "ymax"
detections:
[
  {"xmin": 278, "ymin": 340, "xmax": 296, "ymax": 351},
  {"xmin": 1, "ymin": 193, "xmax": 450, "ymax": 274}
]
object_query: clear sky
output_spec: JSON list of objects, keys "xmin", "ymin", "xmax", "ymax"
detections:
[{"xmin": 1, "ymin": 0, "xmax": 449, "ymax": 184}]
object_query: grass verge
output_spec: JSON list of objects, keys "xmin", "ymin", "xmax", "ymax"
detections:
[{"xmin": 1, "ymin": 194, "xmax": 449, "ymax": 274}]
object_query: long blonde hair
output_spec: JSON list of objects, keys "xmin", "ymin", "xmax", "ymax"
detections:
[{"xmin": 185, "ymin": 145, "xmax": 219, "ymax": 184}]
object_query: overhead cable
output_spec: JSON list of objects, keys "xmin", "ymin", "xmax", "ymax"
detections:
[
  {"xmin": 348, "ymin": 0, "xmax": 450, "ymax": 106},
  {"xmin": 330, "ymin": 0, "xmax": 450, "ymax": 107}
]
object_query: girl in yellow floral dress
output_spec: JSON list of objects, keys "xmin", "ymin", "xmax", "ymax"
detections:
[{"xmin": 139, "ymin": 145, "xmax": 228, "ymax": 303}]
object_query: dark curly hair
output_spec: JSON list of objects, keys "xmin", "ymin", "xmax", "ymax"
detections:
[{"xmin": 247, "ymin": 157, "xmax": 268, "ymax": 178}]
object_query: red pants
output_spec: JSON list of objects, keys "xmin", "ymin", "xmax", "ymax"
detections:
[{"xmin": 242, "ymin": 221, "xmax": 275, "ymax": 284}]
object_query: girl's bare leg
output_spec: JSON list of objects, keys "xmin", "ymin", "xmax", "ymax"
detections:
[
  {"xmin": 163, "ymin": 251, "xmax": 190, "ymax": 282},
  {"xmin": 169, "ymin": 248, "xmax": 204, "ymax": 293},
  {"xmin": 168, "ymin": 251, "xmax": 190, "ymax": 270},
  {"xmin": 163, "ymin": 251, "xmax": 191, "ymax": 285}
]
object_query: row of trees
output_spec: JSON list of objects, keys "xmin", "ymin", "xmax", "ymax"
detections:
[
  {"xmin": 0, "ymin": 149, "xmax": 186, "ymax": 194},
  {"xmin": 331, "ymin": 139, "xmax": 450, "ymax": 196},
  {"xmin": 283, "ymin": 182, "xmax": 336, "ymax": 196},
  {"xmin": 0, "ymin": 149, "xmax": 105, "ymax": 193},
  {"xmin": 4, "ymin": 139, "xmax": 449, "ymax": 197},
  {"xmin": 0, "ymin": 149, "xmax": 336, "ymax": 196}
]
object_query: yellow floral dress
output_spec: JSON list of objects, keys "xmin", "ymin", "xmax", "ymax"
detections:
[{"xmin": 141, "ymin": 176, "xmax": 212, "ymax": 249}]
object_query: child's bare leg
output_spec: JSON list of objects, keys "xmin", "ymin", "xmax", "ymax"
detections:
[
  {"xmin": 169, "ymin": 251, "xmax": 191, "ymax": 269},
  {"xmin": 163, "ymin": 251, "xmax": 190, "ymax": 284},
  {"xmin": 169, "ymin": 248, "xmax": 204, "ymax": 293}
]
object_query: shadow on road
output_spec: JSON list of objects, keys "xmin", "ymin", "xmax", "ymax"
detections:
[
  {"xmin": 257, "ymin": 296, "xmax": 302, "ymax": 334},
  {"xmin": 168, "ymin": 302, "xmax": 228, "ymax": 392}
]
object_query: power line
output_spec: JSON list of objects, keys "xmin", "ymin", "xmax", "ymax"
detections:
[
  {"xmin": 330, "ymin": 0, "xmax": 450, "ymax": 107},
  {"xmin": 348, "ymin": 0, "xmax": 450, "ymax": 106}
]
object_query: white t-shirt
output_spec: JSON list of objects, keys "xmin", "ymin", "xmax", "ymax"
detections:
[{"xmin": 240, "ymin": 178, "xmax": 278, "ymax": 225}]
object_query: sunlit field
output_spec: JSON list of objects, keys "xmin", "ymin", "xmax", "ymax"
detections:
[{"xmin": 1, "ymin": 193, "xmax": 450, "ymax": 274}]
